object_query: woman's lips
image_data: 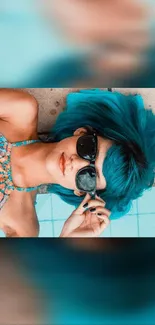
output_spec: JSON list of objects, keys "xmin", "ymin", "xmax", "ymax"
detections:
[{"xmin": 59, "ymin": 152, "xmax": 65, "ymax": 175}]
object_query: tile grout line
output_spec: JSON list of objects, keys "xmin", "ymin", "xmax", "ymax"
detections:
[
  {"xmin": 134, "ymin": 212, "xmax": 155, "ymax": 215},
  {"xmin": 127, "ymin": 212, "xmax": 155, "ymax": 215}
]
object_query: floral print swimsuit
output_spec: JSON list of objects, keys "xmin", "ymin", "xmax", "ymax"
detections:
[{"xmin": 0, "ymin": 133, "xmax": 40, "ymax": 210}]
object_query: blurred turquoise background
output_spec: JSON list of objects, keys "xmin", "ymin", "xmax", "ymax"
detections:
[{"xmin": 0, "ymin": 0, "xmax": 91, "ymax": 87}]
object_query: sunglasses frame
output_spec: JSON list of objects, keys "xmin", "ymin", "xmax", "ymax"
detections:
[{"xmin": 75, "ymin": 126, "xmax": 98, "ymax": 197}]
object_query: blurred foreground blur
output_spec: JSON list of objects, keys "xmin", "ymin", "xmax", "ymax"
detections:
[
  {"xmin": 0, "ymin": 0, "xmax": 155, "ymax": 87},
  {"xmin": 2, "ymin": 239, "xmax": 155, "ymax": 325}
]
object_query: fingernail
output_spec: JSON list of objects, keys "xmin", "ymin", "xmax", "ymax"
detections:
[
  {"xmin": 83, "ymin": 203, "xmax": 88, "ymax": 208},
  {"xmin": 98, "ymin": 213, "xmax": 102, "ymax": 216},
  {"xmin": 90, "ymin": 208, "xmax": 96, "ymax": 212}
]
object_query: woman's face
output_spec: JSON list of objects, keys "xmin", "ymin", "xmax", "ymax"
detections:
[{"xmin": 46, "ymin": 128, "xmax": 112, "ymax": 196}]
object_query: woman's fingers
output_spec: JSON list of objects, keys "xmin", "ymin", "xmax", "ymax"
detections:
[
  {"xmin": 83, "ymin": 199, "xmax": 106, "ymax": 211},
  {"xmin": 90, "ymin": 215, "xmax": 110, "ymax": 237},
  {"xmin": 76, "ymin": 194, "xmax": 106, "ymax": 214},
  {"xmin": 76, "ymin": 193, "xmax": 91, "ymax": 214},
  {"xmin": 99, "ymin": 215, "xmax": 110, "ymax": 233},
  {"xmin": 90, "ymin": 206, "xmax": 111, "ymax": 218},
  {"xmin": 91, "ymin": 215, "xmax": 110, "ymax": 237}
]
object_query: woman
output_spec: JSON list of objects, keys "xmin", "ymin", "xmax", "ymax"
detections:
[{"xmin": 0, "ymin": 88, "xmax": 154, "ymax": 237}]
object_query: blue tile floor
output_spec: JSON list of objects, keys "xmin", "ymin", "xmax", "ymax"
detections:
[
  {"xmin": 0, "ymin": 187, "xmax": 154, "ymax": 237},
  {"xmin": 36, "ymin": 187, "xmax": 155, "ymax": 237}
]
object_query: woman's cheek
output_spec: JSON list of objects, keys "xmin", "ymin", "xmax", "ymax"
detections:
[{"xmin": 61, "ymin": 175, "xmax": 76, "ymax": 190}]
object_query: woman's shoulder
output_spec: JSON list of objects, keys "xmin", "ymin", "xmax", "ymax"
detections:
[
  {"xmin": 0, "ymin": 89, "xmax": 38, "ymax": 142},
  {"xmin": 0, "ymin": 189, "xmax": 39, "ymax": 237},
  {"xmin": 0, "ymin": 121, "xmax": 38, "ymax": 144}
]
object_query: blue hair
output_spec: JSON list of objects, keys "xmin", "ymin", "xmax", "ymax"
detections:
[{"xmin": 46, "ymin": 89, "xmax": 155, "ymax": 219}]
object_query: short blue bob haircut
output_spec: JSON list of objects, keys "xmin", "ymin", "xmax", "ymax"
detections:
[{"xmin": 46, "ymin": 89, "xmax": 155, "ymax": 219}]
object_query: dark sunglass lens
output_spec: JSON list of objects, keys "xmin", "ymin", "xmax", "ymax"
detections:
[
  {"xmin": 77, "ymin": 135, "xmax": 97, "ymax": 160},
  {"xmin": 76, "ymin": 167, "xmax": 96, "ymax": 192}
]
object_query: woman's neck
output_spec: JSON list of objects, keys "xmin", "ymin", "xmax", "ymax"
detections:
[{"xmin": 11, "ymin": 142, "xmax": 57, "ymax": 188}]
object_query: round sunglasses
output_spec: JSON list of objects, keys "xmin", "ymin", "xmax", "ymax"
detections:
[{"xmin": 75, "ymin": 126, "xmax": 98, "ymax": 197}]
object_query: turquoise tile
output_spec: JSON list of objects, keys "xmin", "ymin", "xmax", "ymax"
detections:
[
  {"xmin": 111, "ymin": 200, "xmax": 137, "ymax": 220},
  {"xmin": 100, "ymin": 224, "xmax": 111, "ymax": 237},
  {"xmin": 35, "ymin": 194, "xmax": 52, "ymax": 221},
  {"xmin": 138, "ymin": 188, "xmax": 155, "ymax": 214},
  {"xmin": 111, "ymin": 214, "xmax": 138, "ymax": 237},
  {"xmin": 53, "ymin": 220, "xmax": 65, "ymax": 237},
  {"xmin": 0, "ymin": 229, "xmax": 6, "ymax": 237},
  {"xmin": 52, "ymin": 194, "xmax": 74, "ymax": 221},
  {"xmin": 39, "ymin": 221, "xmax": 53, "ymax": 237},
  {"xmin": 127, "ymin": 200, "xmax": 137, "ymax": 215},
  {"xmin": 139, "ymin": 214, "xmax": 155, "ymax": 237}
]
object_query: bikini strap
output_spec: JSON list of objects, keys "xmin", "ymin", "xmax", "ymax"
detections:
[
  {"xmin": 15, "ymin": 185, "xmax": 40, "ymax": 192},
  {"xmin": 12, "ymin": 139, "xmax": 41, "ymax": 147}
]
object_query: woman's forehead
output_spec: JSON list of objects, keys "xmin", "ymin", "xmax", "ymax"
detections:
[{"xmin": 98, "ymin": 136, "xmax": 113, "ymax": 153}]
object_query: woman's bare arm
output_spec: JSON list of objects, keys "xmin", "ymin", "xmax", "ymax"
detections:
[
  {"xmin": 1, "ymin": 209, "xmax": 39, "ymax": 238},
  {"xmin": 0, "ymin": 191, "xmax": 40, "ymax": 238},
  {"xmin": 0, "ymin": 89, "xmax": 38, "ymax": 127}
]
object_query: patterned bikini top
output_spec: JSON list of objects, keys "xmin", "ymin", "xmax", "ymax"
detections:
[{"xmin": 0, "ymin": 133, "xmax": 41, "ymax": 210}]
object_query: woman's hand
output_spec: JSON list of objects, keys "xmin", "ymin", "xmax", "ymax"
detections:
[{"xmin": 60, "ymin": 194, "xmax": 111, "ymax": 237}]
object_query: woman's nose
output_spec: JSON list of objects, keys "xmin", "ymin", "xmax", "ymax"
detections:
[{"xmin": 72, "ymin": 154, "xmax": 90, "ymax": 170}]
